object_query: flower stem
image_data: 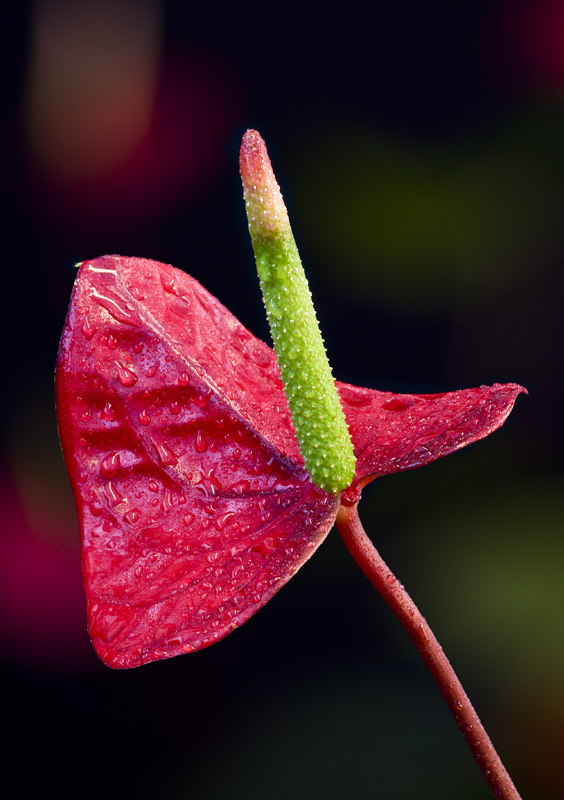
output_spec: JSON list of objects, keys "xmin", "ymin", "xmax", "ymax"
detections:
[{"xmin": 335, "ymin": 501, "xmax": 522, "ymax": 800}]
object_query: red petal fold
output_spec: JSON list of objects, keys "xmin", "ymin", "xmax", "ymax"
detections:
[
  {"xmin": 56, "ymin": 257, "xmax": 524, "ymax": 667},
  {"xmin": 338, "ymin": 382, "xmax": 525, "ymax": 502}
]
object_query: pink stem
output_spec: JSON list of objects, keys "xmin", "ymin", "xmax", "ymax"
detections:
[{"xmin": 335, "ymin": 502, "xmax": 522, "ymax": 800}]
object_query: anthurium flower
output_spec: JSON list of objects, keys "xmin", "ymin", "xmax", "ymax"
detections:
[{"xmin": 56, "ymin": 254, "xmax": 524, "ymax": 668}]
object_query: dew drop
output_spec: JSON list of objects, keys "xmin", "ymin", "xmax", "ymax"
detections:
[
  {"xmin": 208, "ymin": 470, "xmax": 222, "ymax": 494},
  {"xmin": 133, "ymin": 341, "xmax": 144, "ymax": 353},
  {"xmin": 170, "ymin": 401, "xmax": 180, "ymax": 415},
  {"xmin": 100, "ymin": 452, "xmax": 121, "ymax": 479},
  {"xmin": 100, "ymin": 402, "xmax": 116, "ymax": 421},
  {"xmin": 124, "ymin": 508, "xmax": 141, "ymax": 524},
  {"xmin": 177, "ymin": 372, "xmax": 190, "ymax": 386},
  {"xmin": 115, "ymin": 362, "xmax": 138, "ymax": 387},
  {"xmin": 232, "ymin": 480, "xmax": 250, "ymax": 494},
  {"xmin": 90, "ymin": 502, "xmax": 103, "ymax": 516},
  {"xmin": 131, "ymin": 286, "xmax": 146, "ymax": 301},
  {"xmin": 214, "ymin": 512, "xmax": 234, "ymax": 532},
  {"xmin": 138, "ymin": 409, "xmax": 151, "ymax": 425},
  {"xmin": 160, "ymin": 272, "xmax": 177, "ymax": 294},
  {"xmin": 81, "ymin": 409, "xmax": 92, "ymax": 422},
  {"xmin": 107, "ymin": 334, "xmax": 117, "ymax": 350},
  {"xmin": 146, "ymin": 364, "xmax": 158, "ymax": 378},
  {"xmin": 166, "ymin": 488, "xmax": 180, "ymax": 508},
  {"xmin": 148, "ymin": 480, "xmax": 159, "ymax": 492},
  {"xmin": 252, "ymin": 537, "xmax": 276, "ymax": 558},
  {"xmin": 195, "ymin": 430, "xmax": 208, "ymax": 453},
  {"xmin": 386, "ymin": 574, "xmax": 396, "ymax": 584},
  {"xmin": 105, "ymin": 481, "xmax": 124, "ymax": 506},
  {"xmin": 81, "ymin": 317, "xmax": 96, "ymax": 339},
  {"xmin": 195, "ymin": 388, "xmax": 212, "ymax": 408},
  {"xmin": 183, "ymin": 512, "xmax": 195, "ymax": 525},
  {"xmin": 153, "ymin": 439, "xmax": 178, "ymax": 465},
  {"xmin": 93, "ymin": 290, "xmax": 138, "ymax": 325}
]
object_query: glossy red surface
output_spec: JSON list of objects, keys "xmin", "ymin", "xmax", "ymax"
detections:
[{"xmin": 56, "ymin": 256, "xmax": 525, "ymax": 667}]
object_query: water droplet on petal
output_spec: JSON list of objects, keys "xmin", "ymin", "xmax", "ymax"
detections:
[
  {"xmin": 214, "ymin": 512, "xmax": 234, "ymax": 532},
  {"xmin": 195, "ymin": 388, "xmax": 212, "ymax": 408},
  {"xmin": 105, "ymin": 481, "xmax": 124, "ymax": 506},
  {"xmin": 148, "ymin": 480, "xmax": 159, "ymax": 492},
  {"xmin": 195, "ymin": 430, "xmax": 208, "ymax": 453},
  {"xmin": 183, "ymin": 512, "xmax": 194, "ymax": 525},
  {"xmin": 160, "ymin": 272, "xmax": 177, "ymax": 294},
  {"xmin": 133, "ymin": 341, "xmax": 144, "ymax": 353},
  {"xmin": 100, "ymin": 452, "xmax": 121, "ymax": 478},
  {"xmin": 146, "ymin": 364, "xmax": 158, "ymax": 378},
  {"xmin": 124, "ymin": 508, "xmax": 141, "ymax": 524},
  {"xmin": 170, "ymin": 401, "xmax": 180, "ymax": 415},
  {"xmin": 138, "ymin": 409, "xmax": 151, "ymax": 425},
  {"xmin": 92, "ymin": 289, "xmax": 139, "ymax": 326},
  {"xmin": 115, "ymin": 362, "xmax": 138, "ymax": 387},
  {"xmin": 251, "ymin": 537, "xmax": 276, "ymax": 558},
  {"xmin": 101, "ymin": 402, "xmax": 116, "ymax": 421},
  {"xmin": 81, "ymin": 409, "xmax": 92, "ymax": 422},
  {"xmin": 208, "ymin": 471, "xmax": 222, "ymax": 494},
  {"xmin": 232, "ymin": 480, "xmax": 251, "ymax": 494},
  {"xmin": 153, "ymin": 438, "xmax": 178, "ymax": 465},
  {"xmin": 386, "ymin": 574, "xmax": 396, "ymax": 584},
  {"xmin": 131, "ymin": 286, "xmax": 146, "ymax": 301},
  {"xmin": 107, "ymin": 334, "xmax": 117, "ymax": 350},
  {"xmin": 177, "ymin": 372, "xmax": 190, "ymax": 386},
  {"xmin": 81, "ymin": 318, "xmax": 96, "ymax": 339}
]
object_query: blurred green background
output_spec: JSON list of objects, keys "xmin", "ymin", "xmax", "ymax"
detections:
[{"xmin": 1, "ymin": 2, "xmax": 562, "ymax": 799}]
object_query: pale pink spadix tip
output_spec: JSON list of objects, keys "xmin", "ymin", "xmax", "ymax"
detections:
[
  {"xmin": 239, "ymin": 129, "xmax": 272, "ymax": 186},
  {"xmin": 240, "ymin": 130, "xmax": 289, "ymax": 237}
]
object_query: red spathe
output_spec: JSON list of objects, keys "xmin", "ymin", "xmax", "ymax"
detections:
[{"xmin": 56, "ymin": 256, "xmax": 525, "ymax": 668}]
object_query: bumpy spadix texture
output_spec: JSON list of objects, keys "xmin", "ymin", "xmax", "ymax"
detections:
[
  {"xmin": 240, "ymin": 130, "xmax": 356, "ymax": 493},
  {"xmin": 56, "ymin": 255, "xmax": 525, "ymax": 668}
]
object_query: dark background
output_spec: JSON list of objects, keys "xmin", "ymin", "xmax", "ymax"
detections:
[{"xmin": 1, "ymin": 2, "xmax": 562, "ymax": 799}]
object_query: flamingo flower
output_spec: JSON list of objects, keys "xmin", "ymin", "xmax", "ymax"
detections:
[
  {"xmin": 56, "ymin": 252, "xmax": 523, "ymax": 669},
  {"xmin": 56, "ymin": 131, "xmax": 527, "ymax": 800},
  {"xmin": 56, "ymin": 132, "xmax": 524, "ymax": 672}
]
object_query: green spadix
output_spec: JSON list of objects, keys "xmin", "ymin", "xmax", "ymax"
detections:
[{"xmin": 240, "ymin": 130, "xmax": 356, "ymax": 493}]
